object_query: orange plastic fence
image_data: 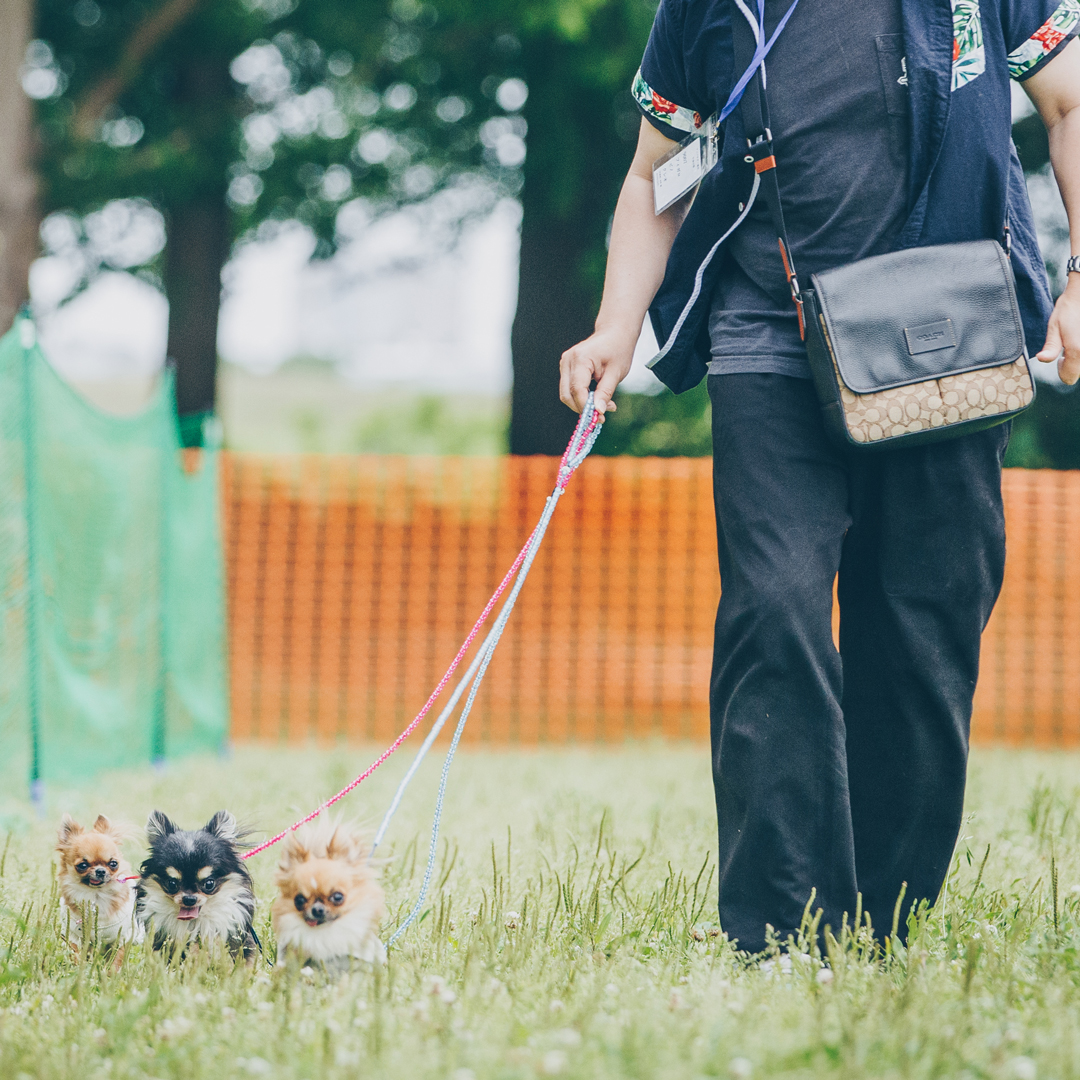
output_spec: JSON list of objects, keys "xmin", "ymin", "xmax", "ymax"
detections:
[{"xmin": 222, "ymin": 456, "xmax": 1080, "ymax": 747}]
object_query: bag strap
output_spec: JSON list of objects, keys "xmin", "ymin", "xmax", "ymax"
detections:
[
  {"xmin": 742, "ymin": 70, "xmax": 806, "ymax": 337},
  {"xmin": 733, "ymin": 10, "xmax": 807, "ymax": 337},
  {"xmin": 733, "ymin": 5, "xmax": 1015, "ymax": 342}
]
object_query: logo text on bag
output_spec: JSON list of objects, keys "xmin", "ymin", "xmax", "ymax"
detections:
[{"xmin": 904, "ymin": 319, "xmax": 957, "ymax": 356}]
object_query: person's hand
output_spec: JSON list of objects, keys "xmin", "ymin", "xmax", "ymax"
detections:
[
  {"xmin": 1036, "ymin": 274, "xmax": 1080, "ymax": 385},
  {"xmin": 559, "ymin": 328, "xmax": 637, "ymax": 421}
]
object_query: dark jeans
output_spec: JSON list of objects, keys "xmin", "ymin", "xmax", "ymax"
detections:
[{"xmin": 708, "ymin": 373, "xmax": 1008, "ymax": 954}]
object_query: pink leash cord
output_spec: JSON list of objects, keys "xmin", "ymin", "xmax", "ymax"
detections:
[{"xmin": 239, "ymin": 400, "xmax": 602, "ymax": 862}]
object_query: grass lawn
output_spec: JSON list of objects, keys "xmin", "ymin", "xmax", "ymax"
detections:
[
  {"xmin": 216, "ymin": 361, "xmax": 509, "ymax": 455},
  {"xmin": 2, "ymin": 744, "xmax": 1080, "ymax": 1079}
]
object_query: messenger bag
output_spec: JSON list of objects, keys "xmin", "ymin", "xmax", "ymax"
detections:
[{"xmin": 737, "ymin": 43, "xmax": 1035, "ymax": 449}]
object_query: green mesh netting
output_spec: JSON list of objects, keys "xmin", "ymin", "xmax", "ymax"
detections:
[{"xmin": 0, "ymin": 314, "xmax": 228, "ymax": 794}]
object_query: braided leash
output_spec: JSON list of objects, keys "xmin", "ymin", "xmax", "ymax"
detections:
[
  {"xmin": 381, "ymin": 395, "xmax": 601, "ymax": 944},
  {"xmin": 239, "ymin": 395, "xmax": 603, "ymax": 892}
]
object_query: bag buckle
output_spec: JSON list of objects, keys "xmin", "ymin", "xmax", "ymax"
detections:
[
  {"xmin": 777, "ymin": 238, "xmax": 805, "ymax": 340},
  {"xmin": 745, "ymin": 134, "xmax": 776, "ymax": 173}
]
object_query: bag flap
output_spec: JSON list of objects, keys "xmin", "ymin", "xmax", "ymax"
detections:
[{"xmin": 811, "ymin": 240, "xmax": 1025, "ymax": 394}]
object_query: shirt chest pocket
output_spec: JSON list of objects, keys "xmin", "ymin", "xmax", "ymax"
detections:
[{"xmin": 875, "ymin": 34, "xmax": 909, "ymax": 117}]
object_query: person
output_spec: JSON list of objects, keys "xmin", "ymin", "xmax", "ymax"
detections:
[{"xmin": 559, "ymin": 0, "xmax": 1080, "ymax": 955}]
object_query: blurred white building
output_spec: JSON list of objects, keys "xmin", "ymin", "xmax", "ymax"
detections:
[{"xmin": 29, "ymin": 194, "xmax": 664, "ymax": 397}]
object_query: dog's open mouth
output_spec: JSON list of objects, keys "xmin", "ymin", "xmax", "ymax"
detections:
[
  {"xmin": 176, "ymin": 908, "xmax": 200, "ymax": 921},
  {"xmin": 83, "ymin": 879, "xmax": 107, "ymax": 887}
]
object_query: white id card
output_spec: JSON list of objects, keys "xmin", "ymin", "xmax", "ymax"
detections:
[{"xmin": 652, "ymin": 118, "xmax": 718, "ymax": 215}]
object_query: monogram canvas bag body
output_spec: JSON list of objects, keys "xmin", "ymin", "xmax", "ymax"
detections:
[
  {"xmin": 800, "ymin": 240, "xmax": 1034, "ymax": 447},
  {"xmin": 736, "ymin": 40, "xmax": 1035, "ymax": 450}
]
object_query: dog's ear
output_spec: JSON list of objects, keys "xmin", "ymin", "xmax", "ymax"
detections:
[
  {"xmin": 57, "ymin": 813, "xmax": 82, "ymax": 847},
  {"xmin": 92, "ymin": 814, "xmax": 112, "ymax": 835},
  {"xmin": 276, "ymin": 833, "xmax": 306, "ymax": 883},
  {"xmin": 205, "ymin": 810, "xmax": 239, "ymax": 842},
  {"xmin": 281, "ymin": 829, "xmax": 309, "ymax": 866},
  {"xmin": 146, "ymin": 811, "xmax": 178, "ymax": 845},
  {"xmin": 326, "ymin": 824, "xmax": 365, "ymax": 864}
]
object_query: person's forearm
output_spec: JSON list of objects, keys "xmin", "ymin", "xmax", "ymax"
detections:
[
  {"xmin": 1026, "ymin": 39, "xmax": 1080, "ymax": 277},
  {"xmin": 593, "ymin": 169, "xmax": 689, "ymax": 349},
  {"xmin": 1024, "ymin": 40, "xmax": 1080, "ymax": 381},
  {"xmin": 1048, "ymin": 103, "xmax": 1080, "ymax": 267}
]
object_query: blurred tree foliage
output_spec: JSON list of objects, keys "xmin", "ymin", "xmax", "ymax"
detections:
[
  {"xmin": 592, "ymin": 380, "xmax": 711, "ymax": 457},
  {"xmin": 30, "ymin": 0, "xmax": 650, "ymax": 447},
  {"xmin": 27, "ymin": 5, "xmax": 1077, "ymax": 460},
  {"xmin": 1005, "ymin": 383, "xmax": 1080, "ymax": 470},
  {"xmin": 31, "ymin": 0, "xmax": 513, "ymax": 438}
]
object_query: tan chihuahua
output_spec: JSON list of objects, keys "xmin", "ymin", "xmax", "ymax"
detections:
[{"xmin": 56, "ymin": 814, "xmax": 143, "ymax": 950}]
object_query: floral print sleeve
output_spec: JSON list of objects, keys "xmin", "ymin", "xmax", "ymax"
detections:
[
  {"xmin": 633, "ymin": 69, "xmax": 706, "ymax": 138},
  {"xmin": 1008, "ymin": 0, "xmax": 1080, "ymax": 80}
]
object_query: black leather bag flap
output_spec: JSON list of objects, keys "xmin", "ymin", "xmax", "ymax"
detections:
[{"xmin": 811, "ymin": 239, "xmax": 1025, "ymax": 394}]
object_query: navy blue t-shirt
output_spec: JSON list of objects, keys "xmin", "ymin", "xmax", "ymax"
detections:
[{"xmin": 709, "ymin": 0, "xmax": 911, "ymax": 378}]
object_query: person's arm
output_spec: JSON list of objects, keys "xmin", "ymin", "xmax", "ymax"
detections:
[
  {"xmin": 1023, "ymin": 37, "xmax": 1080, "ymax": 384},
  {"xmin": 559, "ymin": 118, "xmax": 691, "ymax": 417}
]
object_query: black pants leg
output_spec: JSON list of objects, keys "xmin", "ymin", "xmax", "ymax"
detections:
[
  {"xmin": 707, "ymin": 373, "xmax": 1007, "ymax": 954},
  {"xmin": 839, "ymin": 427, "xmax": 1008, "ymax": 938}
]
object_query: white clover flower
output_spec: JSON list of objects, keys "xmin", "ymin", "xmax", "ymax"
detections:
[
  {"xmin": 540, "ymin": 1050, "xmax": 567, "ymax": 1075},
  {"xmin": 1007, "ymin": 1058, "xmax": 1037, "ymax": 1080}
]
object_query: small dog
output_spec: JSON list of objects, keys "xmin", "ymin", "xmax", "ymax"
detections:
[
  {"xmin": 56, "ymin": 813, "xmax": 142, "ymax": 949},
  {"xmin": 272, "ymin": 818, "xmax": 386, "ymax": 969},
  {"xmin": 137, "ymin": 810, "xmax": 259, "ymax": 960}
]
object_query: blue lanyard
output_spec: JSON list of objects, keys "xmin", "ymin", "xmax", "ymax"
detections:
[{"xmin": 718, "ymin": 0, "xmax": 803, "ymax": 123}]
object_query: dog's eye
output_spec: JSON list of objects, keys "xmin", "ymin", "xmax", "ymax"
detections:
[
  {"xmin": 162, "ymin": 878, "xmax": 179, "ymax": 894},
  {"xmin": 108, "ymin": 861, "xmax": 118, "ymax": 870},
  {"xmin": 294, "ymin": 894, "xmax": 306, "ymax": 911},
  {"xmin": 201, "ymin": 878, "xmax": 217, "ymax": 894},
  {"xmin": 329, "ymin": 892, "xmax": 344, "ymax": 906}
]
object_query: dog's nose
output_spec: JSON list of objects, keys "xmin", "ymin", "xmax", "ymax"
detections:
[
  {"xmin": 310, "ymin": 903, "xmax": 326, "ymax": 922},
  {"xmin": 91, "ymin": 867, "xmax": 107, "ymax": 881},
  {"xmin": 181, "ymin": 893, "xmax": 199, "ymax": 908}
]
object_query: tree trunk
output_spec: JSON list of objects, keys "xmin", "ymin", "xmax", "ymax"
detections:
[
  {"xmin": 162, "ymin": 49, "xmax": 231, "ymax": 444},
  {"xmin": 164, "ymin": 198, "xmax": 228, "ymax": 441},
  {"xmin": 507, "ymin": 24, "xmax": 640, "ymax": 456},
  {"xmin": 508, "ymin": 213, "xmax": 592, "ymax": 455},
  {"xmin": 0, "ymin": 0, "xmax": 39, "ymax": 336}
]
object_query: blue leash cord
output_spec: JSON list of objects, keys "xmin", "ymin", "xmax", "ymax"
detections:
[{"xmin": 377, "ymin": 393, "xmax": 602, "ymax": 946}]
